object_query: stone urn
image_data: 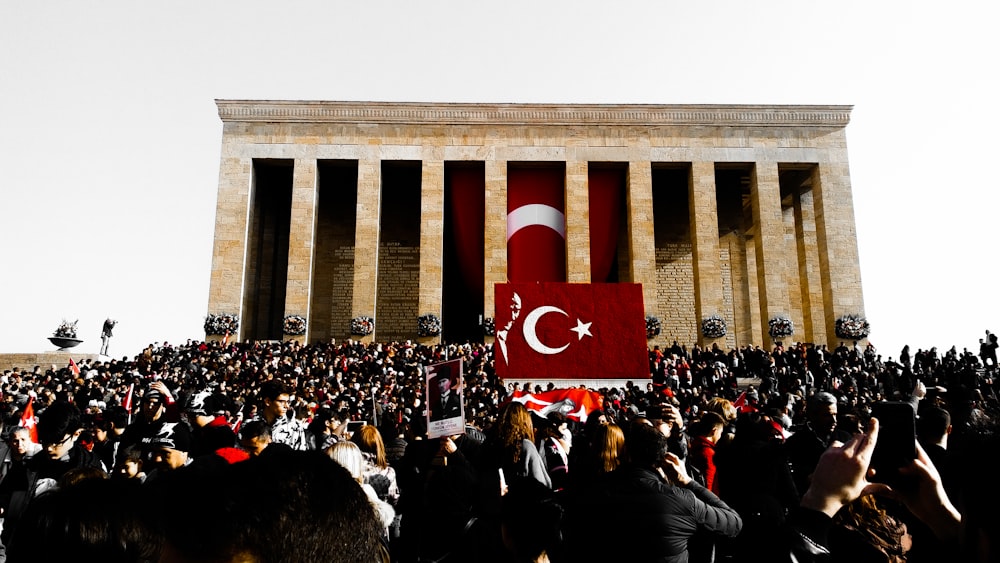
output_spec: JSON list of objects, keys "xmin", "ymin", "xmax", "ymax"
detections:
[{"xmin": 49, "ymin": 337, "xmax": 83, "ymax": 351}]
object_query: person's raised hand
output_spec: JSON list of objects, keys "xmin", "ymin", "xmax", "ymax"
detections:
[
  {"xmin": 889, "ymin": 440, "xmax": 962, "ymax": 540},
  {"xmin": 801, "ymin": 418, "xmax": 888, "ymax": 517},
  {"xmin": 659, "ymin": 452, "xmax": 692, "ymax": 486},
  {"xmin": 151, "ymin": 380, "xmax": 173, "ymax": 401}
]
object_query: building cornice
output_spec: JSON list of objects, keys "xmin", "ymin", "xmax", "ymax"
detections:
[{"xmin": 216, "ymin": 100, "xmax": 851, "ymax": 128}]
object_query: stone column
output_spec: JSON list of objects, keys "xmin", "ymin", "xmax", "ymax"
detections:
[
  {"xmin": 417, "ymin": 157, "xmax": 445, "ymax": 343},
  {"xmin": 689, "ymin": 162, "xmax": 725, "ymax": 346},
  {"xmin": 626, "ymin": 161, "xmax": 657, "ymax": 318},
  {"xmin": 565, "ymin": 155, "xmax": 591, "ymax": 282},
  {"xmin": 793, "ymin": 188, "xmax": 827, "ymax": 344},
  {"xmin": 750, "ymin": 161, "xmax": 792, "ymax": 344},
  {"xmin": 351, "ymin": 156, "xmax": 381, "ymax": 343},
  {"xmin": 813, "ymin": 158, "xmax": 866, "ymax": 347},
  {"xmin": 483, "ymin": 159, "xmax": 507, "ymax": 338},
  {"xmin": 283, "ymin": 158, "xmax": 318, "ymax": 343},
  {"xmin": 206, "ymin": 154, "xmax": 252, "ymax": 342}
]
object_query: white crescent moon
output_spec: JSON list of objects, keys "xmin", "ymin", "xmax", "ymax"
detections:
[
  {"xmin": 522, "ymin": 306, "xmax": 569, "ymax": 355},
  {"xmin": 507, "ymin": 204, "xmax": 566, "ymax": 241}
]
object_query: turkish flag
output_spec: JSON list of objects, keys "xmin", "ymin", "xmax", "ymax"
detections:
[
  {"xmin": 19, "ymin": 396, "xmax": 38, "ymax": 443},
  {"xmin": 494, "ymin": 282, "xmax": 648, "ymax": 380},
  {"xmin": 732, "ymin": 391, "xmax": 757, "ymax": 414},
  {"xmin": 123, "ymin": 383, "xmax": 135, "ymax": 413},
  {"xmin": 507, "ymin": 167, "xmax": 566, "ymax": 282},
  {"xmin": 510, "ymin": 388, "xmax": 604, "ymax": 423}
]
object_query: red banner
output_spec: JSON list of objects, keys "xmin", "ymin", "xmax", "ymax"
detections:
[
  {"xmin": 588, "ymin": 168, "xmax": 624, "ymax": 283},
  {"xmin": 494, "ymin": 283, "xmax": 648, "ymax": 380},
  {"xmin": 507, "ymin": 167, "xmax": 566, "ymax": 283},
  {"xmin": 510, "ymin": 388, "xmax": 604, "ymax": 423}
]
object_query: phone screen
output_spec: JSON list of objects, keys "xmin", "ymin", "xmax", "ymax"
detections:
[{"xmin": 869, "ymin": 401, "xmax": 917, "ymax": 483}]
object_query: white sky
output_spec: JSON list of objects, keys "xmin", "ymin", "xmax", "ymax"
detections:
[{"xmin": 1, "ymin": 1, "xmax": 997, "ymax": 362}]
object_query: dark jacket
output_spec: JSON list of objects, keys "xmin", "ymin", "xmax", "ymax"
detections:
[
  {"xmin": 0, "ymin": 445, "xmax": 106, "ymax": 546},
  {"xmin": 565, "ymin": 465, "xmax": 742, "ymax": 563}
]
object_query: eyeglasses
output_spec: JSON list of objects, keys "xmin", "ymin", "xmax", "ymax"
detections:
[{"xmin": 43, "ymin": 434, "xmax": 73, "ymax": 448}]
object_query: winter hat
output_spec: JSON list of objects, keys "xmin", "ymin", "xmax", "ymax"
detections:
[
  {"xmin": 183, "ymin": 389, "xmax": 212, "ymax": 416},
  {"xmin": 142, "ymin": 422, "xmax": 192, "ymax": 453}
]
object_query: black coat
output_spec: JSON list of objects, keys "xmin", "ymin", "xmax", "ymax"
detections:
[{"xmin": 565, "ymin": 465, "xmax": 742, "ymax": 563}]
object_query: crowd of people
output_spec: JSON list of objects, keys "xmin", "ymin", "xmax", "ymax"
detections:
[{"xmin": 0, "ymin": 332, "xmax": 999, "ymax": 562}]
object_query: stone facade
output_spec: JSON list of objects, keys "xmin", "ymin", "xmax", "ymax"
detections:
[{"xmin": 207, "ymin": 101, "xmax": 866, "ymax": 349}]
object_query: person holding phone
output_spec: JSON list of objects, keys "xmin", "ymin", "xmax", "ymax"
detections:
[
  {"xmin": 564, "ymin": 422, "xmax": 742, "ymax": 561},
  {"xmin": 780, "ymin": 418, "xmax": 962, "ymax": 562}
]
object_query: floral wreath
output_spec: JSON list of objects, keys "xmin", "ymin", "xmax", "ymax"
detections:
[
  {"xmin": 701, "ymin": 315, "xmax": 727, "ymax": 339},
  {"xmin": 645, "ymin": 315, "xmax": 662, "ymax": 339},
  {"xmin": 482, "ymin": 317, "xmax": 496, "ymax": 337},
  {"xmin": 417, "ymin": 314, "xmax": 442, "ymax": 337},
  {"xmin": 351, "ymin": 316, "xmax": 374, "ymax": 336},
  {"xmin": 204, "ymin": 313, "xmax": 239, "ymax": 336},
  {"xmin": 768, "ymin": 316, "xmax": 794, "ymax": 339},
  {"xmin": 835, "ymin": 314, "xmax": 870, "ymax": 340},
  {"xmin": 53, "ymin": 319, "xmax": 79, "ymax": 339},
  {"xmin": 283, "ymin": 315, "xmax": 307, "ymax": 336}
]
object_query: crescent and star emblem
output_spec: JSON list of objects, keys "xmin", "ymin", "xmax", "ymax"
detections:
[{"xmin": 522, "ymin": 305, "xmax": 592, "ymax": 355}]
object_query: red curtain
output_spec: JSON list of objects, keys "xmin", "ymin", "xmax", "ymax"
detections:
[
  {"xmin": 588, "ymin": 168, "xmax": 623, "ymax": 282},
  {"xmin": 448, "ymin": 167, "xmax": 485, "ymax": 294},
  {"xmin": 507, "ymin": 167, "xmax": 566, "ymax": 282}
]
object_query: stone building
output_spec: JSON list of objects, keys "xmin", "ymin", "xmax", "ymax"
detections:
[{"xmin": 206, "ymin": 100, "xmax": 866, "ymax": 349}]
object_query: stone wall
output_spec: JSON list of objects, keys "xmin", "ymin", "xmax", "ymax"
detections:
[{"xmin": 0, "ymin": 353, "xmax": 100, "ymax": 373}]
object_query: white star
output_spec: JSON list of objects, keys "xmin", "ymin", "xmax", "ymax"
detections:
[{"xmin": 570, "ymin": 319, "xmax": 593, "ymax": 340}]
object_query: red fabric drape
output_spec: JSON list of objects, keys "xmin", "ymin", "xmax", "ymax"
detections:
[
  {"xmin": 588, "ymin": 168, "xmax": 623, "ymax": 283},
  {"xmin": 448, "ymin": 167, "xmax": 485, "ymax": 294},
  {"xmin": 507, "ymin": 167, "xmax": 566, "ymax": 282}
]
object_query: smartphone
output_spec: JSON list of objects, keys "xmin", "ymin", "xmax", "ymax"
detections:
[
  {"xmin": 346, "ymin": 421, "xmax": 366, "ymax": 433},
  {"xmin": 869, "ymin": 401, "xmax": 917, "ymax": 483}
]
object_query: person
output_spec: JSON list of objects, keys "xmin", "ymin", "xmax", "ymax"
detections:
[
  {"xmin": 535, "ymin": 413, "xmax": 572, "ymax": 492},
  {"xmin": 118, "ymin": 382, "xmax": 178, "ymax": 455},
  {"xmin": 141, "ymin": 421, "xmax": 194, "ymax": 478},
  {"xmin": 99, "ymin": 318, "xmax": 116, "ymax": 356},
  {"xmin": 564, "ymin": 422, "xmax": 742, "ymax": 562},
  {"xmin": 430, "ymin": 374, "xmax": 462, "ymax": 422},
  {"xmin": 0, "ymin": 401, "xmax": 106, "ymax": 547},
  {"xmin": 568, "ymin": 421, "xmax": 624, "ymax": 491},
  {"xmin": 499, "ymin": 477, "xmax": 566, "ymax": 563},
  {"xmin": 784, "ymin": 391, "xmax": 851, "ymax": 498},
  {"xmin": 713, "ymin": 411, "xmax": 798, "ymax": 562},
  {"xmin": 686, "ymin": 411, "xmax": 726, "ymax": 492},
  {"xmin": 326, "ymin": 441, "xmax": 396, "ymax": 534},
  {"xmin": 238, "ymin": 419, "xmax": 273, "ymax": 457},
  {"xmin": 250, "ymin": 381, "xmax": 312, "ymax": 451},
  {"xmin": 0, "ymin": 429, "xmax": 41, "ymax": 486},
  {"xmin": 91, "ymin": 406, "xmax": 127, "ymax": 471},
  {"xmin": 151, "ymin": 448, "xmax": 390, "ymax": 562},
  {"xmin": 483, "ymin": 402, "xmax": 551, "ymax": 490},
  {"xmin": 982, "ymin": 330, "xmax": 998, "ymax": 368},
  {"xmin": 306, "ymin": 406, "xmax": 344, "ymax": 451},
  {"xmin": 182, "ymin": 389, "xmax": 236, "ymax": 458},
  {"xmin": 352, "ymin": 425, "xmax": 400, "ymax": 507},
  {"xmin": 111, "ymin": 444, "xmax": 146, "ymax": 481},
  {"xmin": 393, "ymin": 430, "xmax": 485, "ymax": 562},
  {"xmin": 3, "ymin": 476, "xmax": 159, "ymax": 562},
  {"xmin": 781, "ymin": 418, "xmax": 962, "ymax": 562}
]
